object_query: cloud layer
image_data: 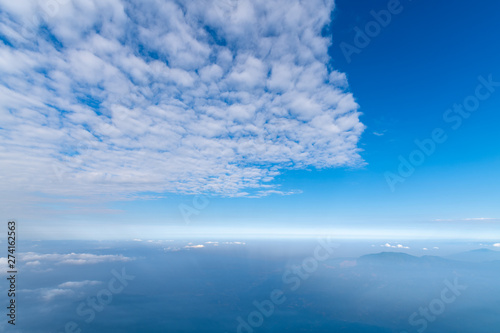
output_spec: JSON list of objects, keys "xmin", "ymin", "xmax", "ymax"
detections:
[
  {"xmin": 21, "ymin": 252, "xmax": 134, "ymax": 265},
  {"xmin": 0, "ymin": 0, "xmax": 364, "ymax": 202}
]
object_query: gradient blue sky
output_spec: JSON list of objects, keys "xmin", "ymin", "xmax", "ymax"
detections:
[{"xmin": 1, "ymin": 0, "xmax": 499, "ymax": 240}]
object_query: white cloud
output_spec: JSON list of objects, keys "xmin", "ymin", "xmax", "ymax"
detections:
[
  {"xmin": 493, "ymin": 243, "xmax": 500, "ymax": 247},
  {"xmin": 0, "ymin": 0, "xmax": 364, "ymax": 209},
  {"xmin": 20, "ymin": 252, "xmax": 134, "ymax": 265},
  {"xmin": 164, "ymin": 247, "xmax": 181, "ymax": 252},
  {"xmin": 184, "ymin": 244, "xmax": 204, "ymax": 249},
  {"xmin": 40, "ymin": 288, "xmax": 75, "ymax": 301},
  {"xmin": 58, "ymin": 280, "xmax": 102, "ymax": 288},
  {"xmin": 381, "ymin": 243, "xmax": 409, "ymax": 249},
  {"xmin": 26, "ymin": 260, "xmax": 41, "ymax": 266}
]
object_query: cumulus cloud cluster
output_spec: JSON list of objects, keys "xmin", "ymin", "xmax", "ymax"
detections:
[
  {"xmin": 0, "ymin": 0, "xmax": 364, "ymax": 202},
  {"xmin": 381, "ymin": 243, "xmax": 409, "ymax": 249}
]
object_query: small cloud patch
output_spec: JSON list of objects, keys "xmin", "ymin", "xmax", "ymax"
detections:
[{"xmin": 381, "ymin": 243, "xmax": 409, "ymax": 249}]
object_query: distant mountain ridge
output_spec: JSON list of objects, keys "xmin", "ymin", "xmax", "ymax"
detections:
[
  {"xmin": 358, "ymin": 251, "xmax": 420, "ymax": 264},
  {"xmin": 446, "ymin": 248, "xmax": 500, "ymax": 262},
  {"xmin": 357, "ymin": 248, "xmax": 500, "ymax": 264}
]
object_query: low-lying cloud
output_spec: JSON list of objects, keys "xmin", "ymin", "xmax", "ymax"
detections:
[{"xmin": 20, "ymin": 252, "xmax": 134, "ymax": 265}]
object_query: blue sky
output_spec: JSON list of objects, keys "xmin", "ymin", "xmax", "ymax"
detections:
[{"xmin": 0, "ymin": 0, "xmax": 499, "ymax": 240}]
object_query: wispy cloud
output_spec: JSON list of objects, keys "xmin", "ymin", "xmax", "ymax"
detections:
[
  {"xmin": 20, "ymin": 252, "xmax": 134, "ymax": 265},
  {"xmin": 40, "ymin": 288, "xmax": 75, "ymax": 301},
  {"xmin": 58, "ymin": 280, "xmax": 102, "ymax": 288},
  {"xmin": 22, "ymin": 286, "xmax": 81, "ymax": 301},
  {"xmin": 0, "ymin": 0, "xmax": 364, "ymax": 209},
  {"xmin": 184, "ymin": 244, "xmax": 205, "ymax": 249},
  {"xmin": 433, "ymin": 218, "xmax": 499, "ymax": 222},
  {"xmin": 26, "ymin": 260, "xmax": 41, "ymax": 266}
]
